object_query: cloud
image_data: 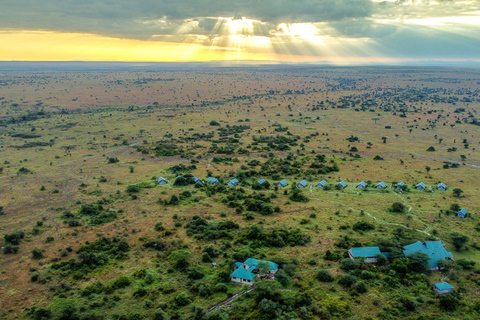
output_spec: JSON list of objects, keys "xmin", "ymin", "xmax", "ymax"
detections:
[
  {"xmin": 0, "ymin": 0, "xmax": 479, "ymax": 61},
  {"xmin": 0, "ymin": 0, "xmax": 372, "ymax": 39}
]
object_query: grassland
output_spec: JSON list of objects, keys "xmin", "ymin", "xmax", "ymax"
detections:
[{"xmin": 0, "ymin": 64, "xmax": 479, "ymax": 319}]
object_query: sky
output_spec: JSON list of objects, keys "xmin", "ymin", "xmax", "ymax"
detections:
[{"xmin": 0, "ymin": 0, "xmax": 479, "ymax": 64}]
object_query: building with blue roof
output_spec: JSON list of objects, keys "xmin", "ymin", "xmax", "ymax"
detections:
[
  {"xmin": 316, "ymin": 180, "xmax": 327, "ymax": 188},
  {"xmin": 437, "ymin": 182, "xmax": 447, "ymax": 191},
  {"xmin": 434, "ymin": 282, "xmax": 454, "ymax": 294},
  {"xmin": 228, "ymin": 178, "xmax": 239, "ymax": 187},
  {"xmin": 338, "ymin": 181, "xmax": 347, "ymax": 189},
  {"xmin": 231, "ymin": 258, "xmax": 279, "ymax": 285},
  {"xmin": 403, "ymin": 241, "xmax": 453, "ymax": 270},
  {"xmin": 416, "ymin": 182, "xmax": 426, "ymax": 190},
  {"xmin": 396, "ymin": 182, "xmax": 406, "ymax": 189},
  {"xmin": 357, "ymin": 181, "xmax": 367, "ymax": 189},
  {"xmin": 297, "ymin": 180, "xmax": 308, "ymax": 188},
  {"xmin": 277, "ymin": 179, "xmax": 288, "ymax": 187},
  {"xmin": 457, "ymin": 208, "xmax": 467, "ymax": 218},
  {"xmin": 348, "ymin": 247, "xmax": 382, "ymax": 263},
  {"xmin": 376, "ymin": 182, "xmax": 387, "ymax": 189},
  {"xmin": 157, "ymin": 177, "xmax": 167, "ymax": 185},
  {"xmin": 257, "ymin": 179, "xmax": 266, "ymax": 185},
  {"xmin": 207, "ymin": 177, "xmax": 219, "ymax": 184}
]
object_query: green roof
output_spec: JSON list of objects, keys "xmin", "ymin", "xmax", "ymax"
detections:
[
  {"xmin": 231, "ymin": 258, "xmax": 279, "ymax": 281},
  {"xmin": 435, "ymin": 282, "xmax": 453, "ymax": 291},
  {"xmin": 403, "ymin": 241, "xmax": 453, "ymax": 268},
  {"xmin": 350, "ymin": 247, "xmax": 381, "ymax": 258}
]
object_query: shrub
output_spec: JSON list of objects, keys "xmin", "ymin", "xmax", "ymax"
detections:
[
  {"xmin": 175, "ymin": 292, "xmax": 191, "ymax": 306},
  {"xmin": 126, "ymin": 185, "xmax": 140, "ymax": 193},
  {"xmin": 32, "ymin": 248, "xmax": 44, "ymax": 260},
  {"xmin": 112, "ymin": 276, "xmax": 131, "ymax": 289},
  {"xmin": 390, "ymin": 202, "xmax": 406, "ymax": 213},
  {"xmin": 107, "ymin": 157, "xmax": 119, "ymax": 164},
  {"xmin": 352, "ymin": 221, "xmax": 375, "ymax": 231},
  {"xmin": 154, "ymin": 222, "xmax": 165, "ymax": 231},
  {"xmin": 4, "ymin": 231, "xmax": 24, "ymax": 245},
  {"xmin": 338, "ymin": 274, "xmax": 357, "ymax": 287},
  {"xmin": 354, "ymin": 281, "xmax": 368, "ymax": 293},
  {"xmin": 317, "ymin": 269, "xmax": 334, "ymax": 282}
]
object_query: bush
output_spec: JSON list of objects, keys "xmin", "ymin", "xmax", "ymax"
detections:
[
  {"xmin": 4, "ymin": 231, "xmax": 25, "ymax": 245},
  {"xmin": 354, "ymin": 281, "xmax": 368, "ymax": 293},
  {"xmin": 338, "ymin": 274, "xmax": 357, "ymax": 287},
  {"xmin": 426, "ymin": 146, "xmax": 436, "ymax": 152},
  {"xmin": 317, "ymin": 269, "xmax": 334, "ymax": 282},
  {"xmin": 111, "ymin": 276, "xmax": 131, "ymax": 289},
  {"xmin": 126, "ymin": 185, "xmax": 140, "ymax": 193},
  {"xmin": 3, "ymin": 245, "xmax": 19, "ymax": 254},
  {"xmin": 175, "ymin": 292, "xmax": 191, "ymax": 306},
  {"xmin": 32, "ymin": 249, "xmax": 44, "ymax": 260},
  {"xmin": 107, "ymin": 157, "xmax": 119, "ymax": 163},
  {"xmin": 154, "ymin": 222, "xmax": 165, "ymax": 231},
  {"xmin": 390, "ymin": 202, "xmax": 406, "ymax": 213},
  {"xmin": 352, "ymin": 221, "xmax": 375, "ymax": 231}
]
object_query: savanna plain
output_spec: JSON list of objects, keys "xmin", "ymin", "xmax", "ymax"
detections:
[{"xmin": 0, "ymin": 64, "xmax": 479, "ymax": 320}]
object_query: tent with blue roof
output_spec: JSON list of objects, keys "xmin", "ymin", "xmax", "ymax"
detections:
[
  {"xmin": 437, "ymin": 182, "xmax": 447, "ymax": 191},
  {"xmin": 316, "ymin": 180, "xmax": 327, "ymax": 188},
  {"xmin": 207, "ymin": 177, "xmax": 219, "ymax": 184},
  {"xmin": 416, "ymin": 182, "xmax": 426, "ymax": 190},
  {"xmin": 257, "ymin": 179, "xmax": 266, "ymax": 185},
  {"xmin": 357, "ymin": 181, "xmax": 367, "ymax": 189},
  {"xmin": 403, "ymin": 241, "xmax": 453, "ymax": 270},
  {"xmin": 396, "ymin": 182, "xmax": 406, "ymax": 189},
  {"xmin": 277, "ymin": 179, "xmax": 288, "ymax": 187},
  {"xmin": 376, "ymin": 182, "xmax": 387, "ymax": 189},
  {"xmin": 297, "ymin": 180, "xmax": 308, "ymax": 188},
  {"xmin": 228, "ymin": 178, "xmax": 239, "ymax": 187},
  {"xmin": 157, "ymin": 177, "xmax": 167, "ymax": 184},
  {"xmin": 338, "ymin": 181, "xmax": 347, "ymax": 189},
  {"xmin": 192, "ymin": 177, "xmax": 204, "ymax": 185},
  {"xmin": 457, "ymin": 208, "xmax": 467, "ymax": 218}
]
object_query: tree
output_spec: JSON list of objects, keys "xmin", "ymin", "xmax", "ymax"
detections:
[
  {"xmin": 407, "ymin": 252, "xmax": 430, "ymax": 272},
  {"xmin": 439, "ymin": 294, "xmax": 458, "ymax": 311},
  {"xmin": 258, "ymin": 298, "xmax": 278, "ymax": 314},
  {"xmin": 425, "ymin": 166, "xmax": 431, "ymax": 173},
  {"xmin": 316, "ymin": 269, "xmax": 334, "ymax": 282},
  {"xmin": 452, "ymin": 188, "xmax": 464, "ymax": 198},
  {"xmin": 451, "ymin": 232, "xmax": 469, "ymax": 251},
  {"xmin": 275, "ymin": 269, "xmax": 290, "ymax": 286},
  {"xmin": 390, "ymin": 202, "xmax": 406, "ymax": 213},
  {"xmin": 372, "ymin": 118, "xmax": 380, "ymax": 124},
  {"xmin": 170, "ymin": 250, "xmax": 191, "ymax": 270},
  {"xmin": 256, "ymin": 261, "xmax": 271, "ymax": 275},
  {"xmin": 381, "ymin": 136, "xmax": 387, "ymax": 144},
  {"xmin": 375, "ymin": 253, "xmax": 387, "ymax": 266},
  {"xmin": 338, "ymin": 274, "xmax": 357, "ymax": 287},
  {"xmin": 175, "ymin": 292, "xmax": 191, "ymax": 306}
]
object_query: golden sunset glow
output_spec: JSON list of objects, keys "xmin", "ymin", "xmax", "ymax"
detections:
[{"xmin": 0, "ymin": 0, "xmax": 479, "ymax": 63}]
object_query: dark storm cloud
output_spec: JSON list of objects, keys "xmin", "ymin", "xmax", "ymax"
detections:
[{"xmin": 0, "ymin": 0, "xmax": 372, "ymax": 39}]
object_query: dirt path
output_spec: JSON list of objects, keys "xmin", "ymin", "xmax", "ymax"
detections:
[
  {"xmin": 205, "ymin": 287, "xmax": 255, "ymax": 314},
  {"xmin": 309, "ymin": 194, "xmax": 432, "ymax": 236},
  {"xmin": 82, "ymin": 141, "xmax": 141, "ymax": 160}
]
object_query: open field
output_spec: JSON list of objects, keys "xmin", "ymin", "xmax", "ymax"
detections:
[{"xmin": 0, "ymin": 64, "xmax": 480, "ymax": 319}]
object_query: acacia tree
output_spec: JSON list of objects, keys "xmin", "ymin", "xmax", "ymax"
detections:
[
  {"xmin": 452, "ymin": 188, "xmax": 464, "ymax": 198},
  {"xmin": 451, "ymin": 232, "xmax": 469, "ymax": 251}
]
